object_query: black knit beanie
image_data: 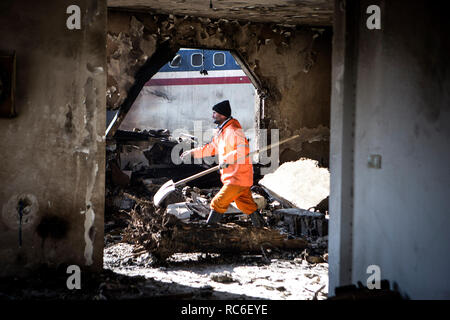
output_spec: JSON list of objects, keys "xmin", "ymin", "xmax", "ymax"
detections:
[{"xmin": 212, "ymin": 100, "xmax": 231, "ymax": 118}]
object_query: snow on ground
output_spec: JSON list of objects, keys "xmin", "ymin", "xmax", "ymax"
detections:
[
  {"xmin": 259, "ymin": 158, "xmax": 329, "ymax": 210},
  {"xmin": 104, "ymin": 243, "xmax": 328, "ymax": 300}
]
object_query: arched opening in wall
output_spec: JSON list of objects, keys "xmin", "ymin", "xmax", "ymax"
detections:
[
  {"xmin": 119, "ymin": 48, "xmax": 261, "ymax": 160},
  {"xmin": 104, "ymin": 46, "xmax": 266, "ymax": 251}
]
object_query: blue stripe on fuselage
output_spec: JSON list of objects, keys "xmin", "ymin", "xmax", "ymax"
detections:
[{"xmin": 159, "ymin": 49, "xmax": 242, "ymax": 72}]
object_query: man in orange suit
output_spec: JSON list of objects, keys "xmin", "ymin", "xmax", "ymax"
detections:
[{"xmin": 181, "ymin": 100, "xmax": 265, "ymax": 227}]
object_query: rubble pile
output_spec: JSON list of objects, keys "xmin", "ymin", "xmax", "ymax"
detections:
[
  {"xmin": 119, "ymin": 194, "xmax": 308, "ymax": 262},
  {"xmin": 104, "ymin": 127, "xmax": 220, "ymax": 243},
  {"xmin": 104, "ymin": 127, "xmax": 329, "ymax": 269}
]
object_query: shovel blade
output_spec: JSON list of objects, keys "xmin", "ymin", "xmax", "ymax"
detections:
[{"xmin": 153, "ymin": 179, "xmax": 176, "ymax": 207}]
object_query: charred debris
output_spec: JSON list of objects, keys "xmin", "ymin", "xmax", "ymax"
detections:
[{"xmin": 105, "ymin": 128, "xmax": 329, "ymax": 265}]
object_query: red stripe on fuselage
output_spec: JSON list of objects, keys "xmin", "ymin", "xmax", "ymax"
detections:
[{"xmin": 145, "ymin": 76, "xmax": 251, "ymax": 86}]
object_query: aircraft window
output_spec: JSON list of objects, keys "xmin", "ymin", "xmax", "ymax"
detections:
[
  {"xmin": 213, "ymin": 52, "xmax": 225, "ymax": 66},
  {"xmin": 191, "ymin": 53, "xmax": 203, "ymax": 67},
  {"xmin": 169, "ymin": 54, "xmax": 181, "ymax": 67}
]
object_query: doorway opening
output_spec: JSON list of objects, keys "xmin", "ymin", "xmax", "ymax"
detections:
[{"xmin": 104, "ymin": 13, "xmax": 331, "ymax": 300}]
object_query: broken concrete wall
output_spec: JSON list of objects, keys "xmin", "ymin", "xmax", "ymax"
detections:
[
  {"xmin": 0, "ymin": 0, "xmax": 106, "ymax": 276},
  {"xmin": 107, "ymin": 11, "xmax": 331, "ymax": 166},
  {"xmin": 108, "ymin": 0, "xmax": 334, "ymax": 27},
  {"xmin": 107, "ymin": 11, "xmax": 159, "ymax": 111},
  {"xmin": 329, "ymin": 0, "xmax": 450, "ymax": 299}
]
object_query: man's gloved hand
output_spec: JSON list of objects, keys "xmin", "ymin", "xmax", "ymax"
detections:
[
  {"xmin": 180, "ymin": 150, "xmax": 192, "ymax": 162},
  {"xmin": 219, "ymin": 161, "xmax": 229, "ymax": 169}
]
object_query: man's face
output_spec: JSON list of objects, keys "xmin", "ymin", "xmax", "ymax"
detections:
[{"xmin": 212, "ymin": 111, "xmax": 226, "ymax": 125}]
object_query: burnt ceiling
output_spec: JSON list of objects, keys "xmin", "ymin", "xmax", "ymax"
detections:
[{"xmin": 107, "ymin": 0, "xmax": 334, "ymax": 26}]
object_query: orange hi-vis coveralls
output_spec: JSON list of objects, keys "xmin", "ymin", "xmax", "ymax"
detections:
[{"xmin": 190, "ymin": 117, "xmax": 258, "ymax": 215}]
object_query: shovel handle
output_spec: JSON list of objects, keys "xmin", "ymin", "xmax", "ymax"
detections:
[
  {"xmin": 174, "ymin": 135, "xmax": 301, "ymax": 187},
  {"xmin": 174, "ymin": 165, "xmax": 221, "ymax": 187}
]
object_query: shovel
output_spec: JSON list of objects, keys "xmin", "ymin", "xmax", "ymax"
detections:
[{"xmin": 153, "ymin": 134, "xmax": 300, "ymax": 207}]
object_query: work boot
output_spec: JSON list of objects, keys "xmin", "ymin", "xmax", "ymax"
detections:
[
  {"xmin": 249, "ymin": 211, "xmax": 265, "ymax": 228},
  {"xmin": 206, "ymin": 210, "xmax": 223, "ymax": 225}
]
